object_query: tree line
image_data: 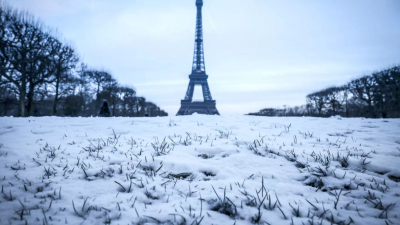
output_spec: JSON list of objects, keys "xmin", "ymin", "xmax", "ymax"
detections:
[
  {"xmin": 0, "ymin": 3, "xmax": 168, "ymax": 117},
  {"xmin": 249, "ymin": 65, "xmax": 399, "ymax": 118}
]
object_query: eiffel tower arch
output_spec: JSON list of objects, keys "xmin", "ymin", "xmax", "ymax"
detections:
[{"xmin": 176, "ymin": 0, "xmax": 220, "ymax": 116}]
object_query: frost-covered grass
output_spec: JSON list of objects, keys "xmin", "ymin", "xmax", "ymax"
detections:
[{"xmin": 0, "ymin": 115, "xmax": 399, "ymax": 225}]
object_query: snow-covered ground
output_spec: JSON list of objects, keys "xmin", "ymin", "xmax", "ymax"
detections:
[{"xmin": 0, "ymin": 115, "xmax": 399, "ymax": 225}]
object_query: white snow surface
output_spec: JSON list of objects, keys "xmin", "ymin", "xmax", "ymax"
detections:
[{"xmin": 0, "ymin": 115, "xmax": 399, "ymax": 225}]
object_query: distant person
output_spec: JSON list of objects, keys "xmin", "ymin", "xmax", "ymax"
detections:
[{"xmin": 99, "ymin": 100, "xmax": 112, "ymax": 117}]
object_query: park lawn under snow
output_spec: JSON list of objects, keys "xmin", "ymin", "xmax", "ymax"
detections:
[{"xmin": 0, "ymin": 115, "xmax": 400, "ymax": 225}]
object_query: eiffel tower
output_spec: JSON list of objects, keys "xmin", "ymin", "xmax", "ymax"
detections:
[{"xmin": 176, "ymin": 0, "xmax": 220, "ymax": 116}]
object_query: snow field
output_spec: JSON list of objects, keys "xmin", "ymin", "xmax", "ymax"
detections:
[{"xmin": 0, "ymin": 115, "xmax": 399, "ymax": 225}]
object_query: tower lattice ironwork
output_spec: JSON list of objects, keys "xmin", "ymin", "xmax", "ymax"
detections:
[{"xmin": 176, "ymin": 0, "xmax": 220, "ymax": 116}]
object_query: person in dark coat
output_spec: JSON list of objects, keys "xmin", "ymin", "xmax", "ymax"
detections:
[{"xmin": 99, "ymin": 100, "xmax": 112, "ymax": 117}]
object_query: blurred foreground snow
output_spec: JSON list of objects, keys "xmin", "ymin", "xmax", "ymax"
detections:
[{"xmin": 0, "ymin": 115, "xmax": 399, "ymax": 225}]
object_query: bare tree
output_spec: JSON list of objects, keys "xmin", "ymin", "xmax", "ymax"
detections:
[
  {"xmin": 372, "ymin": 67, "xmax": 400, "ymax": 118},
  {"xmin": 86, "ymin": 69, "xmax": 112, "ymax": 104},
  {"xmin": 0, "ymin": 6, "xmax": 56, "ymax": 116},
  {"xmin": 0, "ymin": 5, "xmax": 28, "ymax": 116},
  {"xmin": 52, "ymin": 42, "xmax": 78, "ymax": 115},
  {"xmin": 0, "ymin": 4, "xmax": 168, "ymax": 118},
  {"xmin": 349, "ymin": 75, "xmax": 377, "ymax": 117},
  {"xmin": 307, "ymin": 91, "xmax": 326, "ymax": 116},
  {"xmin": 121, "ymin": 86, "xmax": 136, "ymax": 116},
  {"xmin": 323, "ymin": 86, "xmax": 346, "ymax": 116}
]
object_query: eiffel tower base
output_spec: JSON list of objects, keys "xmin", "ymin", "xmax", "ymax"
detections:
[{"xmin": 176, "ymin": 100, "xmax": 220, "ymax": 116}]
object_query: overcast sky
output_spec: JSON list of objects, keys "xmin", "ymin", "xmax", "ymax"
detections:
[{"xmin": 5, "ymin": 0, "xmax": 400, "ymax": 115}]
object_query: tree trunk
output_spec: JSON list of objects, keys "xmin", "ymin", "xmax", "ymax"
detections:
[
  {"xmin": 96, "ymin": 83, "xmax": 100, "ymax": 106},
  {"xmin": 366, "ymin": 99, "xmax": 375, "ymax": 118},
  {"xmin": 17, "ymin": 64, "xmax": 27, "ymax": 117},
  {"xmin": 52, "ymin": 74, "xmax": 60, "ymax": 116},
  {"xmin": 110, "ymin": 94, "xmax": 115, "ymax": 117},
  {"xmin": 3, "ymin": 106, "xmax": 8, "ymax": 116},
  {"xmin": 26, "ymin": 83, "xmax": 35, "ymax": 116},
  {"xmin": 18, "ymin": 79, "xmax": 26, "ymax": 117}
]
